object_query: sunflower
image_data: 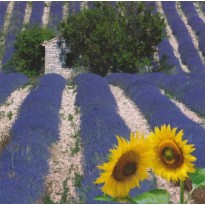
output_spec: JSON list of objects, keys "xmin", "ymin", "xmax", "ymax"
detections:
[
  {"xmin": 94, "ymin": 132, "xmax": 152, "ymax": 198},
  {"xmin": 148, "ymin": 124, "xmax": 196, "ymax": 182}
]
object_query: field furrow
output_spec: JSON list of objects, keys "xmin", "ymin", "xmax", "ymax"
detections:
[
  {"xmin": 74, "ymin": 73, "xmax": 155, "ymax": 203},
  {"xmin": 0, "ymin": 74, "xmax": 66, "ymax": 203},
  {"xmin": 0, "ymin": 1, "xmax": 205, "ymax": 203},
  {"xmin": 45, "ymin": 83, "xmax": 83, "ymax": 203},
  {"xmin": 107, "ymin": 73, "xmax": 205, "ymax": 168}
]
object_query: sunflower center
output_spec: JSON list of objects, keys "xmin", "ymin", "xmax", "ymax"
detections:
[
  {"xmin": 112, "ymin": 151, "xmax": 138, "ymax": 181},
  {"xmin": 122, "ymin": 162, "xmax": 137, "ymax": 176},
  {"xmin": 162, "ymin": 147, "xmax": 174, "ymax": 161},
  {"xmin": 159, "ymin": 140, "xmax": 184, "ymax": 169}
]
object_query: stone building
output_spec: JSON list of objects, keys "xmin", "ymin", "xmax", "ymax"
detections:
[{"xmin": 41, "ymin": 36, "xmax": 74, "ymax": 78}]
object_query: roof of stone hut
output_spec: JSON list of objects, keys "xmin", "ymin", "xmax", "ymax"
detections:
[{"xmin": 42, "ymin": 36, "xmax": 61, "ymax": 46}]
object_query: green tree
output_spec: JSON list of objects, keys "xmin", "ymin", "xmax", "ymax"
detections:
[
  {"xmin": 60, "ymin": 2, "xmax": 166, "ymax": 76},
  {"xmin": 5, "ymin": 24, "xmax": 55, "ymax": 77}
]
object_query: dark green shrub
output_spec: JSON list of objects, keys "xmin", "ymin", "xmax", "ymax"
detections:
[
  {"xmin": 60, "ymin": 2, "xmax": 166, "ymax": 76},
  {"xmin": 4, "ymin": 24, "xmax": 55, "ymax": 77}
]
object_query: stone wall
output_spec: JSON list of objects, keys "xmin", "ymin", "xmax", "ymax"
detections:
[{"xmin": 42, "ymin": 37, "xmax": 71, "ymax": 77}]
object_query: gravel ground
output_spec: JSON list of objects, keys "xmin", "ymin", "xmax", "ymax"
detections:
[
  {"xmin": 109, "ymin": 85, "xmax": 151, "ymax": 135},
  {"xmin": 176, "ymin": 2, "xmax": 205, "ymax": 65},
  {"xmin": 1, "ymin": 1, "xmax": 205, "ymax": 203},
  {"xmin": 109, "ymin": 84, "xmax": 199, "ymax": 204},
  {"xmin": 1, "ymin": 77, "xmax": 205, "ymax": 203},
  {"xmin": 160, "ymin": 89, "xmax": 205, "ymax": 129},
  {"xmin": 0, "ymin": 86, "xmax": 30, "ymax": 154},
  {"xmin": 156, "ymin": 1, "xmax": 190, "ymax": 73},
  {"xmin": 23, "ymin": 2, "xmax": 32, "ymax": 27},
  {"xmin": 45, "ymin": 83, "xmax": 83, "ymax": 203},
  {"xmin": 42, "ymin": 1, "xmax": 51, "ymax": 27}
]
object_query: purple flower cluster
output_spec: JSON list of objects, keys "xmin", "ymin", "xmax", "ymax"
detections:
[
  {"xmin": 143, "ymin": 2, "xmax": 183, "ymax": 74},
  {"xmin": 68, "ymin": 2, "xmax": 82, "ymax": 15},
  {"xmin": 107, "ymin": 73, "xmax": 205, "ymax": 168},
  {"xmin": 0, "ymin": 74, "xmax": 66, "ymax": 203},
  {"xmin": 0, "ymin": 2, "xmax": 8, "ymax": 31},
  {"xmin": 162, "ymin": 2, "xmax": 205, "ymax": 73},
  {"xmin": 158, "ymin": 39, "xmax": 184, "ymax": 73},
  {"xmin": 48, "ymin": 2, "xmax": 63, "ymax": 32},
  {"xmin": 74, "ymin": 73, "xmax": 154, "ymax": 203},
  {"xmin": 2, "ymin": 2, "xmax": 27, "ymax": 65},
  {"xmin": 107, "ymin": 72, "xmax": 166, "ymax": 90},
  {"xmin": 160, "ymin": 73, "xmax": 205, "ymax": 117},
  {"xmin": 2, "ymin": 33, "xmax": 16, "ymax": 65},
  {"xmin": 0, "ymin": 72, "xmax": 29, "ymax": 105},
  {"xmin": 29, "ymin": 1, "xmax": 44, "ymax": 25},
  {"xmin": 181, "ymin": 2, "xmax": 205, "ymax": 56}
]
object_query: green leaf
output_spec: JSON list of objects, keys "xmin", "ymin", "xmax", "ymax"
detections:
[
  {"xmin": 133, "ymin": 189, "xmax": 170, "ymax": 204},
  {"xmin": 94, "ymin": 195, "xmax": 117, "ymax": 202},
  {"xmin": 189, "ymin": 168, "xmax": 205, "ymax": 190}
]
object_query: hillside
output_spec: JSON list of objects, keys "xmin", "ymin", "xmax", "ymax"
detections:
[
  {"xmin": 0, "ymin": 1, "xmax": 205, "ymax": 72},
  {"xmin": 0, "ymin": 1, "xmax": 205, "ymax": 204}
]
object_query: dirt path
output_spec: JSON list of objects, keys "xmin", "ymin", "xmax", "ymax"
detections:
[
  {"xmin": 194, "ymin": 2, "xmax": 205, "ymax": 22},
  {"xmin": 63, "ymin": 2, "xmax": 69, "ymax": 20},
  {"xmin": 156, "ymin": 2, "xmax": 190, "ymax": 73},
  {"xmin": 176, "ymin": 2, "xmax": 205, "ymax": 65},
  {"xmin": 109, "ymin": 84, "xmax": 196, "ymax": 203},
  {"xmin": 109, "ymin": 85, "xmax": 151, "ymax": 135},
  {"xmin": 0, "ymin": 1, "xmax": 14, "ymax": 68},
  {"xmin": 160, "ymin": 89, "xmax": 205, "ymax": 129},
  {"xmin": 45, "ymin": 83, "xmax": 83, "ymax": 203},
  {"xmin": 22, "ymin": 2, "xmax": 32, "ymax": 28},
  {"xmin": 0, "ymin": 86, "xmax": 30, "ymax": 153},
  {"xmin": 42, "ymin": 1, "xmax": 51, "ymax": 27}
]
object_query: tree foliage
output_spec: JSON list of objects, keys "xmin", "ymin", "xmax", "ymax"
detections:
[
  {"xmin": 5, "ymin": 24, "xmax": 55, "ymax": 77},
  {"xmin": 60, "ymin": 2, "xmax": 166, "ymax": 76}
]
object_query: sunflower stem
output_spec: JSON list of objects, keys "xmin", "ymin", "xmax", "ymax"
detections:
[
  {"xmin": 185, "ymin": 188, "xmax": 194, "ymax": 204},
  {"xmin": 180, "ymin": 180, "xmax": 185, "ymax": 204}
]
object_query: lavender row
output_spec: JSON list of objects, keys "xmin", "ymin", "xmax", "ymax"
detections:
[
  {"xmin": 0, "ymin": 2, "xmax": 8, "ymax": 31},
  {"xmin": 68, "ymin": 1, "xmax": 82, "ymax": 14},
  {"xmin": 106, "ymin": 72, "xmax": 166, "ymax": 90},
  {"xmin": 157, "ymin": 37, "xmax": 184, "ymax": 73},
  {"xmin": 144, "ymin": 2, "xmax": 183, "ymax": 73},
  {"xmin": 48, "ymin": 2, "xmax": 63, "ymax": 33},
  {"xmin": 2, "ymin": 2, "xmax": 26, "ymax": 65},
  {"xmin": 0, "ymin": 74, "xmax": 66, "ymax": 203},
  {"xmin": 0, "ymin": 72, "xmax": 29, "ymax": 105},
  {"xmin": 160, "ymin": 73, "xmax": 205, "ymax": 117},
  {"xmin": 180, "ymin": 2, "xmax": 205, "ymax": 34},
  {"xmin": 29, "ymin": 1, "xmax": 44, "ymax": 25},
  {"xmin": 180, "ymin": 2, "xmax": 205, "ymax": 56},
  {"xmin": 107, "ymin": 73, "xmax": 205, "ymax": 168},
  {"xmin": 74, "ymin": 73, "xmax": 154, "ymax": 203},
  {"xmin": 162, "ymin": 2, "xmax": 205, "ymax": 73}
]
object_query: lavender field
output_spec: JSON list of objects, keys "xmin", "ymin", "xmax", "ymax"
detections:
[{"xmin": 0, "ymin": 1, "xmax": 205, "ymax": 204}]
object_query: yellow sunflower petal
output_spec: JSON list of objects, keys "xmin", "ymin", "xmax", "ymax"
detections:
[
  {"xmin": 94, "ymin": 132, "xmax": 152, "ymax": 198},
  {"xmin": 149, "ymin": 125, "xmax": 196, "ymax": 182},
  {"xmin": 116, "ymin": 135, "xmax": 127, "ymax": 147}
]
